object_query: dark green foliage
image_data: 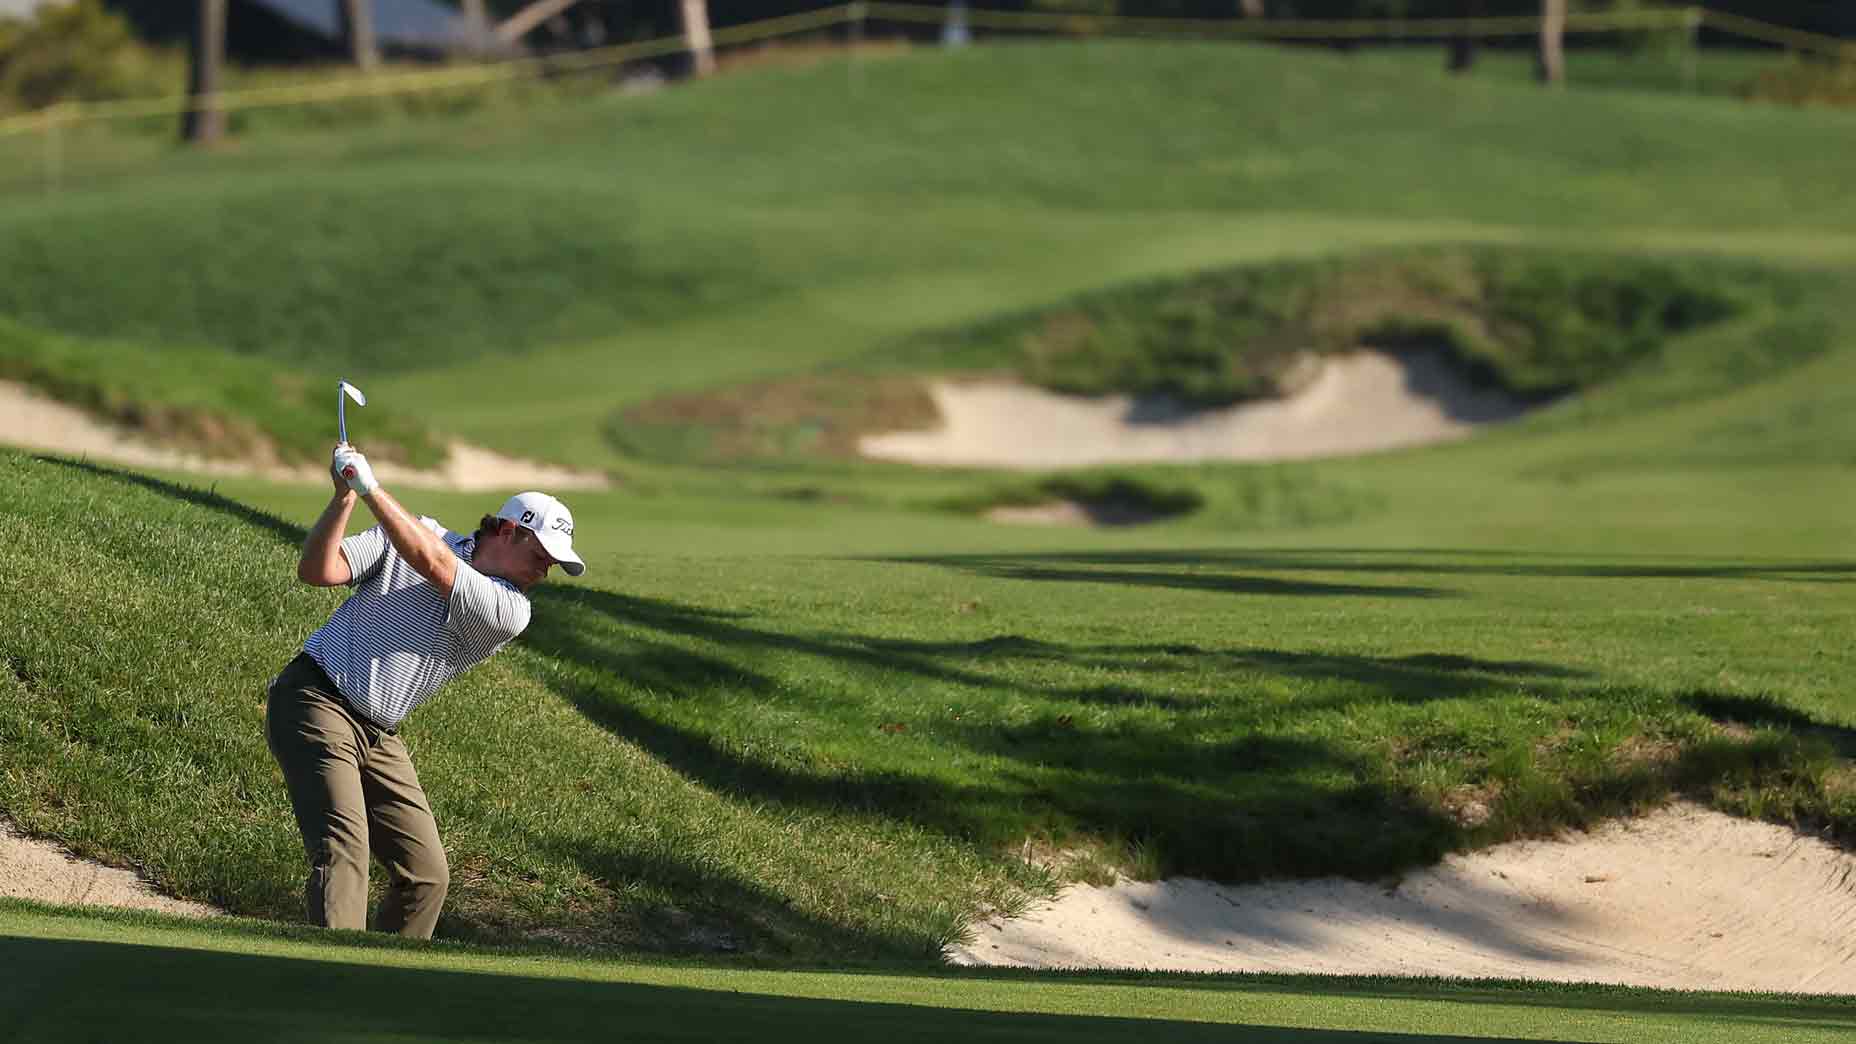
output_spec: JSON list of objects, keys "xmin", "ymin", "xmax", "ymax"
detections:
[
  {"xmin": 0, "ymin": 0, "xmax": 174, "ymax": 115},
  {"xmin": 899, "ymin": 248, "xmax": 1762, "ymax": 408},
  {"xmin": 939, "ymin": 472, "xmax": 1206, "ymax": 525}
]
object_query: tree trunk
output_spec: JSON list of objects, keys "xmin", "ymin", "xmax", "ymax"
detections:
[
  {"xmin": 340, "ymin": 0, "xmax": 380, "ymax": 71},
  {"xmin": 494, "ymin": 0, "xmax": 589, "ymax": 45},
  {"xmin": 680, "ymin": 0, "xmax": 716, "ymax": 78},
  {"xmin": 1536, "ymin": 0, "xmax": 1566, "ymax": 86},
  {"xmin": 183, "ymin": 0, "xmax": 227, "ymax": 145},
  {"xmin": 1448, "ymin": 0, "xmax": 1483, "ymax": 74},
  {"xmin": 459, "ymin": 0, "xmax": 493, "ymax": 55},
  {"xmin": 1237, "ymin": 0, "xmax": 1265, "ymax": 16}
]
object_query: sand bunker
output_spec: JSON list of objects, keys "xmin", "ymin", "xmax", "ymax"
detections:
[
  {"xmin": 948, "ymin": 803, "xmax": 1856, "ymax": 994},
  {"xmin": 0, "ymin": 381, "xmax": 608, "ymax": 493},
  {"xmin": 860, "ymin": 350, "xmax": 1530, "ymax": 470},
  {"xmin": 0, "ymin": 817, "xmax": 219, "ymax": 918}
]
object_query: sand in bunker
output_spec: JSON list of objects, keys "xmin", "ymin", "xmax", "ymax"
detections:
[
  {"xmin": 860, "ymin": 350, "xmax": 1529, "ymax": 470},
  {"xmin": 0, "ymin": 381, "xmax": 607, "ymax": 493},
  {"xmin": 1, "ymin": 817, "xmax": 219, "ymax": 918},
  {"xmin": 949, "ymin": 803, "xmax": 1856, "ymax": 993}
]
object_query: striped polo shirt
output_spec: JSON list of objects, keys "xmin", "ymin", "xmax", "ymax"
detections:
[{"xmin": 303, "ymin": 518, "xmax": 531, "ymax": 730}]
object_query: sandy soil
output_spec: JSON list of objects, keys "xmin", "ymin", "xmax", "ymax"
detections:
[
  {"xmin": 0, "ymin": 381, "xmax": 608, "ymax": 493},
  {"xmin": 0, "ymin": 817, "xmax": 219, "ymax": 918},
  {"xmin": 860, "ymin": 350, "xmax": 1529, "ymax": 470},
  {"xmin": 949, "ymin": 803, "xmax": 1856, "ymax": 994}
]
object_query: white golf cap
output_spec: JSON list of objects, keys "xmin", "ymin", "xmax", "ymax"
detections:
[{"xmin": 495, "ymin": 491, "xmax": 585, "ymax": 577}]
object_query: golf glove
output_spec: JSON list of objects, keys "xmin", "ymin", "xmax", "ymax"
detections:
[{"xmin": 333, "ymin": 444, "xmax": 378, "ymax": 496}]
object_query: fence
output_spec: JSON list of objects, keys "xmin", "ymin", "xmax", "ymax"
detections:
[{"xmin": 2, "ymin": 2, "xmax": 1849, "ymax": 192}]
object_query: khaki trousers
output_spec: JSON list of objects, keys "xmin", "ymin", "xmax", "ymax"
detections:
[{"xmin": 265, "ymin": 653, "xmax": 448, "ymax": 939}]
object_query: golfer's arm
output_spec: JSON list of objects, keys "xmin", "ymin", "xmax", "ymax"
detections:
[
  {"xmin": 359, "ymin": 487, "xmax": 457, "ymax": 595},
  {"xmin": 297, "ymin": 492, "xmax": 357, "ymax": 586}
]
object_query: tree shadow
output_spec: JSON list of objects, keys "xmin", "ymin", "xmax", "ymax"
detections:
[
  {"xmin": 4, "ymin": 933, "xmax": 1585, "ymax": 1044},
  {"xmin": 515, "ymin": 587, "xmax": 1609, "ymax": 886},
  {"xmin": 29, "ymin": 454, "xmax": 305, "ymax": 546},
  {"xmin": 887, "ymin": 558, "xmax": 1451, "ymax": 599},
  {"xmin": 878, "ymin": 549, "xmax": 1856, "ymax": 585},
  {"xmin": 518, "ymin": 826, "xmax": 933, "ymax": 960},
  {"xmin": 1680, "ymin": 690, "xmax": 1856, "ymax": 758},
  {"xmin": 528, "ymin": 587, "xmax": 1206, "ymax": 710}
]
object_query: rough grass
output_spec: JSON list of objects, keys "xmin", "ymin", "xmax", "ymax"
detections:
[
  {"xmin": 606, "ymin": 246, "xmax": 1792, "ymax": 469},
  {"xmin": 5, "ymin": 447, "xmax": 1856, "ymax": 960},
  {"xmin": 894, "ymin": 247, "xmax": 1767, "ymax": 407}
]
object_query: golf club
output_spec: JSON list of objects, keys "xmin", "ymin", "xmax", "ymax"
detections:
[{"xmin": 337, "ymin": 379, "xmax": 366, "ymax": 479}]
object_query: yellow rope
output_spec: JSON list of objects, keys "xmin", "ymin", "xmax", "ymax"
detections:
[
  {"xmin": 0, "ymin": 5, "xmax": 860, "ymax": 137},
  {"xmin": 3, "ymin": 4, "xmax": 1848, "ymax": 140},
  {"xmin": 864, "ymin": 2, "xmax": 1689, "ymax": 41}
]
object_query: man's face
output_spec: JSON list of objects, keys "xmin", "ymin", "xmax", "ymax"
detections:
[{"xmin": 483, "ymin": 523, "xmax": 555, "ymax": 590}]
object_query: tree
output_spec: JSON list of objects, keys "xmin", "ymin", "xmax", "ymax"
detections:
[
  {"xmin": 1448, "ymin": 0, "xmax": 1483, "ymax": 73},
  {"xmin": 458, "ymin": 0, "xmax": 494, "ymax": 55},
  {"xmin": 679, "ymin": 0, "xmax": 716, "ymax": 77},
  {"xmin": 338, "ymin": 0, "xmax": 379, "ymax": 71},
  {"xmin": 182, "ymin": 0, "xmax": 225, "ymax": 144},
  {"xmin": 1537, "ymin": 0, "xmax": 1565, "ymax": 85},
  {"xmin": 492, "ymin": 0, "xmax": 589, "ymax": 45}
]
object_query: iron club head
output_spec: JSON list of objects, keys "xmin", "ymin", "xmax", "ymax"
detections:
[{"xmin": 337, "ymin": 379, "xmax": 366, "ymax": 444}]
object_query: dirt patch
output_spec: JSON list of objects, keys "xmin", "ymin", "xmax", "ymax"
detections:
[
  {"xmin": 861, "ymin": 350, "xmax": 1532, "ymax": 470},
  {"xmin": 948, "ymin": 802, "xmax": 1856, "ymax": 993},
  {"xmin": 0, "ymin": 381, "xmax": 608, "ymax": 492},
  {"xmin": 0, "ymin": 816, "xmax": 220, "ymax": 918}
]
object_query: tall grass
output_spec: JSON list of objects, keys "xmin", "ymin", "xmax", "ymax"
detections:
[{"xmin": 5, "ymin": 449, "xmax": 1855, "ymax": 957}]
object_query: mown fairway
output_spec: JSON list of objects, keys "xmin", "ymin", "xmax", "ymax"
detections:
[
  {"xmin": 2, "ymin": 32, "xmax": 1855, "ymax": 1040},
  {"xmin": 8, "ymin": 903, "xmax": 1856, "ymax": 1044}
]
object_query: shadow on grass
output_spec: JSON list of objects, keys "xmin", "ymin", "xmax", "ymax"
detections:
[
  {"xmin": 875, "ymin": 549, "xmax": 1856, "ymax": 585},
  {"xmin": 516, "ymin": 587, "xmax": 1597, "ymax": 884},
  {"xmin": 1681, "ymin": 690, "xmax": 1856, "ymax": 758},
  {"xmin": 2, "ymin": 934, "xmax": 1597, "ymax": 1044},
  {"xmin": 3, "ymin": 921, "xmax": 1655, "ymax": 1032},
  {"xmin": 894, "ymin": 560, "xmax": 1452, "ymax": 599},
  {"xmin": 30, "ymin": 454, "xmax": 306, "ymax": 546},
  {"xmin": 511, "ymin": 571, "xmax": 1856, "ymax": 959},
  {"xmin": 516, "ymin": 825, "xmax": 929, "ymax": 960}
]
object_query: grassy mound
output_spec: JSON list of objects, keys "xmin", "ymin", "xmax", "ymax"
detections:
[
  {"xmin": 943, "ymin": 473, "xmax": 1208, "ymax": 527},
  {"xmin": 0, "ymin": 318, "xmax": 444, "ymax": 467},
  {"xmin": 895, "ymin": 248, "xmax": 1769, "ymax": 407},
  {"xmin": 6, "ymin": 450, "xmax": 1855, "ymax": 959},
  {"xmin": 607, "ymin": 247, "xmax": 1798, "ymax": 469}
]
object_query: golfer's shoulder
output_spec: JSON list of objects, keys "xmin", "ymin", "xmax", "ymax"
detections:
[{"xmin": 454, "ymin": 567, "xmax": 531, "ymax": 638}]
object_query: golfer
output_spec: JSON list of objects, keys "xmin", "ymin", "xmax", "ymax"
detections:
[{"xmin": 265, "ymin": 442, "xmax": 584, "ymax": 938}]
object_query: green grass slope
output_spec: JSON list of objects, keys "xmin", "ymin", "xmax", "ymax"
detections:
[
  {"xmin": 3, "ymin": 40, "xmax": 1856, "ymax": 465},
  {"xmin": 6, "ymin": 410, "xmax": 1855, "ymax": 958}
]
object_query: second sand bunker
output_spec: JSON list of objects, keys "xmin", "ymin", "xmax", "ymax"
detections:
[{"xmin": 860, "ymin": 350, "xmax": 1530, "ymax": 470}]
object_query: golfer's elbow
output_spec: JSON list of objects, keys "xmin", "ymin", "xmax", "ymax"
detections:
[{"xmin": 297, "ymin": 557, "xmax": 349, "ymax": 587}]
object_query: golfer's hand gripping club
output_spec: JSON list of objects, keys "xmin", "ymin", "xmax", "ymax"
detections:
[{"xmin": 333, "ymin": 444, "xmax": 378, "ymax": 497}]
